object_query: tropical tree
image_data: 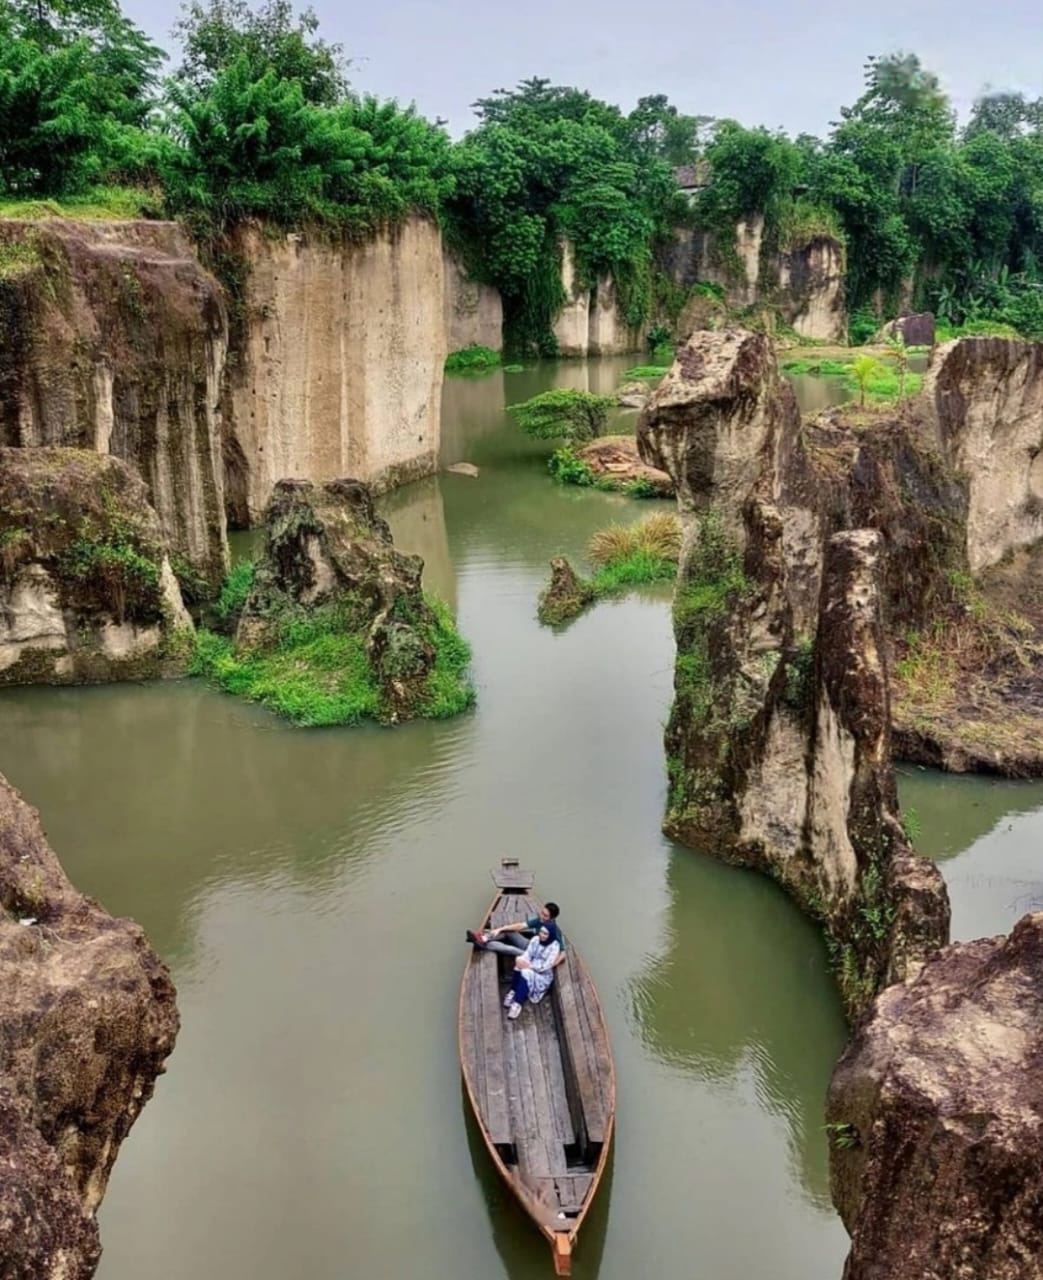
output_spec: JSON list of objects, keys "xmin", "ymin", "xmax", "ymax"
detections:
[{"xmin": 507, "ymin": 389, "xmax": 615, "ymax": 442}]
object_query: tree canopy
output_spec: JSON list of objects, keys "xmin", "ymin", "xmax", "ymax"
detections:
[{"xmin": 1, "ymin": 3, "xmax": 1042, "ymax": 341}]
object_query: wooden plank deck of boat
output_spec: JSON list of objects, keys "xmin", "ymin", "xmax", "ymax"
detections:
[{"xmin": 459, "ymin": 874, "xmax": 615, "ymax": 1276}]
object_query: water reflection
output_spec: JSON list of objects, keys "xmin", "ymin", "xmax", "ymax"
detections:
[
  {"xmin": 628, "ymin": 848, "xmax": 847, "ymax": 1208},
  {"xmin": 898, "ymin": 767, "xmax": 1043, "ymax": 941},
  {"xmin": 0, "ymin": 680, "xmax": 470, "ymax": 967}
]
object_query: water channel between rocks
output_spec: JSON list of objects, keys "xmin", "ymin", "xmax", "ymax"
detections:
[{"xmin": 2, "ymin": 357, "xmax": 1042, "ymax": 1280}]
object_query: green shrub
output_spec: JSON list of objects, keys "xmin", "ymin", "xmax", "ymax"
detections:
[
  {"xmin": 445, "ymin": 344, "xmax": 501, "ymax": 374},
  {"xmin": 547, "ymin": 446, "xmax": 595, "ymax": 487},
  {"xmin": 507, "ymin": 389, "xmax": 614, "ymax": 442},
  {"xmin": 623, "ymin": 364, "xmax": 671, "ymax": 380},
  {"xmin": 214, "ymin": 558, "xmax": 255, "ymax": 623}
]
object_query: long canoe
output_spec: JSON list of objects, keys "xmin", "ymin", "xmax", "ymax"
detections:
[{"xmin": 458, "ymin": 860, "xmax": 615, "ymax": 1275}]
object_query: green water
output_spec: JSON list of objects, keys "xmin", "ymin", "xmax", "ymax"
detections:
[{"xmin": 2, "ymin": 358, "xmax": 1037, "ymax": 1280}]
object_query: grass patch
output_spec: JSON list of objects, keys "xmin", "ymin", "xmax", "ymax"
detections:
[
  {"xmin": 0, "ymin": 237, "xmax": 42, "ymax": 279},
  {"xmin": 588, "ymin": 511, "xmax": 680, "ymax": 566},
  {"xmin": 190, "ymin": 594, "xmax": 473, "ymax": 727},
  {"xmin": 539, "ymin": 513, "xmax": 681, "ymax": 626},
  {"xmin": 0, "ymin": 185, "xmax": 163, "ymax": 222},
  {"xmin": 445, "ymin": 344, "xmax": 501, "ymax": 375},
  {"xmin": 781, "ymin": 354, "xmax": 924, "ymax": 404},
  {"xmin": 214, "ymin": 558, "xmax": 255, "ymax": 624},
  {"xmin": 936, "ymin": 319, "xmax": 1023, "ymax": 341},
  {"xmin": 623, "ymin": 364, "xmax": 671, "ymax": 380}
]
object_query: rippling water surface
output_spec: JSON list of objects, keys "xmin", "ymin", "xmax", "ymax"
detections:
[{"xmin": 3, "ymin": 360, "xmax": 1035, "ymax": 1280}]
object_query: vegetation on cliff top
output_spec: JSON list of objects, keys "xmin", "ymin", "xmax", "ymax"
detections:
[{"xmin": 3, "ymin": 0, "xmax": 1043, "ymax": 342}]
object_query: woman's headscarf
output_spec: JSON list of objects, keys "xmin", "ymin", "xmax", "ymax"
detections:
[{"xmin": 538, "ymin": 919, "xmax": 561, "ymax": 948}]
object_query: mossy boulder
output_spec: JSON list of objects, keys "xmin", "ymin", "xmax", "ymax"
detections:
[
  {"xmin": 0, "ymin": 446, "xmax": 192, "ymax": 686},
  {"xmin": 194, "ymin": 478, "xmax": 472, "ymax": 725}
]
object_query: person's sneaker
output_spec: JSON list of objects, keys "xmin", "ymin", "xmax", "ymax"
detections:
[
  {"xmin": 503, "ymin": 990, "xmax": 515, "ymax": 1008},
  {"xmin": 466, "ymin": 929, "xmax": 487, "ymax": 947},
  {"xmin": 507, "ymin": 1002, "xmax": 523, "ymax": 1020}
]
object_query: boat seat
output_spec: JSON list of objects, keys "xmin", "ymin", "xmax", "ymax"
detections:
[
  {"xmin": 476, "ymin": 949, "xmax": 513, "ymax": 1151},
  {"xmin": 554, "ymin": 959, "xmax": 607, "ymax": 1149}
]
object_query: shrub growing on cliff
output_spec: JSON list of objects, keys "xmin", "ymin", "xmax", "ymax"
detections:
[{"xmin": 508, "ymin": 389, "xmax": 614, "ymax": 442}]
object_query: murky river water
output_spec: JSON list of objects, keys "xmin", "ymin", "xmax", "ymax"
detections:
[{"xmin": 1, "ymin": 358, "xmax": 1041, "ymax": 1279}]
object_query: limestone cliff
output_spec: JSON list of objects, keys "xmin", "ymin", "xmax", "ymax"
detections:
[
  {"xmin": 0, "ymin": 770, "xmax": 179, "ymax": 1278},
  {"xmin": 443, "ymin": 250, "xmax": 502, "ymax": 352},
  {"xmin": 660, "ymin": 221, "xmax": 847, "ymax": 342},
  {"xmin": 638, "ymin": 330, "xmax": 949, "ymax": 1017},
  {"xmin": 923, "ymin": 337, "xmax": 1043, "ymax": 574},
  {"xmin": 828, "ymin": 911, "xmax": 1043, "ymax": 1280},
  {"xmin": 0, "ymin": 219, "xmax": 228, "ymax": 587},
  {"xmin": 0, "ymin": 447, "xmax": 192, "ymax": 685},
  {"xmin": 222, "ymin": 217, "xmax": 448, "ymax": 525},
  {"xmin": 551, "ymin": 242, "xmax": 642, "ymax": 357}
]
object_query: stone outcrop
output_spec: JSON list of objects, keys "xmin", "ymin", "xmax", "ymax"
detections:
[
  {"xmin": 551, "ymin": 242, "xmax": 642, "ymax": 357},
  {"xmin": 575, "ymin": 436, "xmax": 674, "ymax": 496},
  {"xmin": 237, "ymin": 477, "xmax": 470, "ymax": 723},
  {"xmin": 443, "ymin": 251, "xmax": 502, "ymax": 353},
  {"xmin": 222, "ymin": 217, "xmax": 448, "ymax": 526},
  {"xmin": 659, "ymin": 222, "xmax": 847, "ymax": 342},
  {"xmin": 0, "ymin": 219, "xmax": 228, "ymax": 587},
  {"xmin": 537, "ymin": 557, "xmax": 594, "ymax": 627},
  {"xmin": 0, "ymin": 770, "xmax": 179, "ymax": 1278},
  {"xmin": 775, "ymin": 237, "xmax": 847, "ymax": 342},
  {"xmin": 923, "ymin": 337, "xmax": 1043, "ymax": 574},
  {"xmin": 828, "ymin": 911, "xmax": 1043, "ymax": 1280},
  {"xmin": 638, "ymin": 329, "xmax": 949, "ymax": 1016},
  {"xmin": 875, "ymin": 311, "xmax": 935, "ymax": 347},
  {"xmin": 0, "ymin": 447, "xmax": 192, "ymax": 685}
]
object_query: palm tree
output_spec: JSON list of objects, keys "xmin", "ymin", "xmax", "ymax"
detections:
[
  {"xmin": 852, "ymin": 355, "xmax": 878, "ymax": 407},
  {"xmin": 886, "ymin": 335, "xmax": 909, "ymax": 401}
]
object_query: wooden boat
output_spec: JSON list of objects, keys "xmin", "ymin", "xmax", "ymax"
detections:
[{"xmin": 458, "ymin": 859, "xmax": 615, "ymax": 1275}]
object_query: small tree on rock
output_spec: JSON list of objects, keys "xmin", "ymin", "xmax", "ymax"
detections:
[{"xmin": 507, "ymin": 389, "xmax": 615, "ymax": 443}]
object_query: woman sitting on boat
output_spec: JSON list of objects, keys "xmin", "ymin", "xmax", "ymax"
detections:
[{"xmin": 503, "ymin": 923, "xmax": 561, "ymax": 1021}]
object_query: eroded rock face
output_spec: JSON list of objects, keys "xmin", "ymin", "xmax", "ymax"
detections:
[
  {"xmin": 222, "ymin": 218, "xmax": 448, "ymax": 525},
  {"xmin": 829, "ymin": 911, "xmax": 1043, "ymax": 1279},
  {"xmin": 443, "ymin": 251, "xmax": 502, "ymax": 353},
  {"xmin": 0, "ymin": 771, "xmax": 179, "ymax": 1278},
  {"xmin": 638, "ymin": 330, "xmax": 949, "ymax": 1016},
  {"xmin": 238, "ymin": 478, "xmax": 447, "ymax": 721},
  {"xmin": 0, "ymin": 220, "xmax": 228, "ymax": 587},
  {"xmin": 658, "ymin": 223, "xmax": 847, "ymax": 340},
  {"xmin": 551, "ymin": 243, "xmax": 641, "ymax": 357},
  {"xmin": 0, "ymin": 447, "xmax": 192, "ymax": 685},
  {"xmin": 924, "ymin": 337, "xmax": 1043, "ymax": 573}
]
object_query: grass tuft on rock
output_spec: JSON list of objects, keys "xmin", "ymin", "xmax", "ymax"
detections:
[{"xmin": 538, "ymin": 513, "xmax": 681, "ymax": 626}]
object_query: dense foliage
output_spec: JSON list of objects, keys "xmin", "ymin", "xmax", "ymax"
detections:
[
  {"xmin": 695, "ymin": 55, "xmax": 1043, "ymax": 335},
  {"xmin": 507, "ymin": 389, "xmax": 615, "ymax": 442},
  {"xmin": 446, "ymin": 79, "xmax": 693, "ymax": 353},
  {"xmin": 2, "ymin": 0, "xmax": 1042, "ymax": 341}
]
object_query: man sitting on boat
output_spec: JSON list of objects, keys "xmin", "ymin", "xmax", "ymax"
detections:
[
  {"xmin": 502, "ymin": 923, "xmax": 561, "ymax": 1021},
  {"xmin": 467, "ymin": 902, "xmax": 567, "ymax": 967}
]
